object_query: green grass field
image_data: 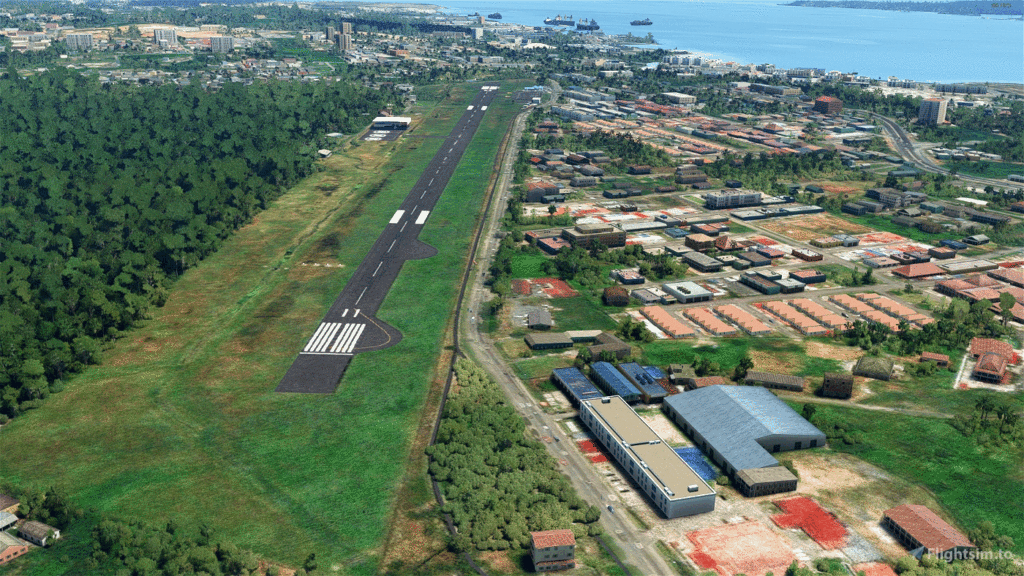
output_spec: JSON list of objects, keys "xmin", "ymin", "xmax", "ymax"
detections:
[
  {"xmin": 550, "ymin": 296, "xmax": 618, "ymax": 332},
  {"xmin": 946, "ymin": 160, "xmax": 1024, "ymax": 180},
  {"xmin": 842, "ymin": 212, "xmax": 962, "ymax": 244},
  {"xmin": 510, "ymin": 252, "xmax": 550, "ymax": 278},
  {"xmin": 0, "ymin": 81, "xmax": 524, "ymax": 576},
  {"xmin": 812, "ymin": 405, "xmax": 1024, "ymax": 555}
]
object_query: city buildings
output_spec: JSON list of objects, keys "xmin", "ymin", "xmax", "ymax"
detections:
[
  {"xmin": 813, "ymin": 96, "xmax": 843, "ymax": 114},
  {"xmin": 705, "ymin": 190, "xmax": 763, "ymax": 210},
  {"xmin": 153, "ymin": 28, "xmax": 177, "ymax": 46}
]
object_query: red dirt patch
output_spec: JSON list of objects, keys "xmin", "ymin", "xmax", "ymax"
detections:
[
  {"xmin": 821, "ymin": 185, "xmax": 858, "ymax": 194},
  {"xmin": 686, "ymin": 521, "xmax": 797, "ymax": 576},
  {"xmin": 858, "ymin": 232, "xmax": 907, "ymax": 244},
  {"xmin": 514, "ymin": 278, "xmax": 580, "ymax": 298},
  {"xmin": 854, "ymin": 563, "xmax": 899, "ymax": 576},
  {"xmin": 512, "ymin": 279, "xmax": 531, "ymax": 295},
  {"xmin": 771, "ymin": 497, "xmax": 848, "ymax": 550}
]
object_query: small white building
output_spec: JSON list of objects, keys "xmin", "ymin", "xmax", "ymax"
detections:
[
  {"xmin": 370, "ymin": 116, "xmax": 411, "ymax": 130},
  {"xmin": 20, "ymin": 521, "xmax": 60, "ymax": 547}
]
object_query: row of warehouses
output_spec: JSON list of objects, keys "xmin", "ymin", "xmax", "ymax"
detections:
[{"xmin": 638, "ymin": 292, "xmax": 934, "ymax": 340}]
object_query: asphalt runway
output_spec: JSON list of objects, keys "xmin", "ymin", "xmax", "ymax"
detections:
[{"xmin": 276, "ymin": 84, "xmax": 502, "ymax": 393}]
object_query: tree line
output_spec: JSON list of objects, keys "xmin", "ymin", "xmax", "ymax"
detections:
[
  {"xmin": 427, "ymin": 358, "xmax": 602, "ymax": 553},
  {"xmin": 0, "ymin": 67, "xmax": 394, "ymax": 420}
]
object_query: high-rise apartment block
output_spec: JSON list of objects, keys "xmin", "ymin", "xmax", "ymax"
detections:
[
  {"xmin": 336, "ymin": 33, "xmax": 352, "ymax": 51},
  {"xmin": 211, "ymin": 36, "xmax": 234, "ymax": 53},
  {"xmin": 325, "ymin": 26, "xmax": 335, "ymax": 41},
  {"xmin": 154, "ymin": 28, "xmax": 177, "ymax": 45},
  {"xmin": 341, "ymin": 22, "xmax": 352, "ymax": 35},
  {"xmin": 65, "ymin": 33, "xmax": 93, "ymax": 51},
  {"xmin": 918, "ymin": 98, "xmax": 947, "ymax": 125}
]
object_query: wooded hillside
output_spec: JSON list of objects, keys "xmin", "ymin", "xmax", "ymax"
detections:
[{"xmin": 0, "ymin": 68, "xmax": 393, "ymax": 419}]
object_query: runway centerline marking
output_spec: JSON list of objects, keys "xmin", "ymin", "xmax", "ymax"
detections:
[
  {"xmin": 388, "ymin": 239, "xmax": 397, "ymax": 252},
  {"xmin": 415, "ymin": 210, "xmax": 430, "ymax": 225},
  {"xmin": 355, "ymin": 287, "xmax": 367, "ymax": 305},
  {"xmin": 400, "ymin": 221, "xmax": 407, "ymax": 232},
  {"xmin": 389, "ymin": 210, "xmax": 404, "ymax": 224},
  {"xmin": 373, "ymin": 262, "xmax": 383, "ymax": 276}
]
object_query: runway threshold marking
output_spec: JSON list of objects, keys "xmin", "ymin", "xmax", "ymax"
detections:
[
  {"xmin": 389, "ymin": 210, "xmax": 404, "ymax": 224},
  {"xmin": 415, "ymin": 210, "xmax": 430, "ymax": 225}
]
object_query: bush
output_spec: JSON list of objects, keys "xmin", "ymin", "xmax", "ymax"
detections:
[
  {"xmin": 715, "ymin": 475, "xmax": 730, "ymax": 487},
  {"xmin": 894, "ymin": 557, "xmax": 919, "ymax": 574}
]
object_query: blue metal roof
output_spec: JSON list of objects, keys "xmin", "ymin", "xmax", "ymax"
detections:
[
  {"xmin": 591, "ymin": 362, "xmax": 641, "ymax": 399},
  {"xmin": 664, "ymin": 386, "xmax": 826, "ymax": 472},
  {"xmin": 551, "ymin": 367, "xmax": 603, "ymax": 403},
  {"xmin": 617, "ymin": 362, "xmax": 667, "ymax": 399},
  {"xmin": 644, "ymin": 365, "xmax": 666, "ymax": 380}
]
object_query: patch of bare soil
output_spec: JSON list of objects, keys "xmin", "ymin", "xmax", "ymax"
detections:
[
  {"xmin": 805, "ymin": 341, "xmax": 864, "ymax": 362},
  {"xmin": 749, "ymin": 350, "xmax": 801, "ymax": 374}
]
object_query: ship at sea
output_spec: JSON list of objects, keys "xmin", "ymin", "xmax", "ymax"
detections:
[
  {"xmin": 488, "ymin": 12, "xmax": 502, "ymax": 19},
  {"xmin": 543, "ymin": 15, "xmax": 575, "ymax": 26},
  {"xmin": 630, "ymin": 18, "xmax": 653, "ymax": 25},
  {"xmin": 576, "ymin": 18, "xmax": 600, "ymax": 31}
]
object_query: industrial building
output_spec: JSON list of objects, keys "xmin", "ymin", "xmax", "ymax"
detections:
[
  {"xmin": 617, "ymin": 362, "xmax": 668, "ymax": 403},
  {"xmin": 744, "ymin": 371, "xmax": 804, "ymax": 392},
  {"xmin": 580, "ymin": 396, "xmax": 716, "ymax": 518},
  {"xmin": 525, "ymin": 333, "xmax": 573, "ymax": 350},
  {"xmin": 882, "ymin": 505, "xmax": 974, "ymax": 559},
  {"xmin": 550, "ymin": 367, "xmax": 603, "ymax": 405},
  {"xmin": 662, "ymin": 281, "xmax": 714, "ymax": 304},
  {"xmin": 683, "ymin": 252, "xmax": 724, "ymax": 273},
  {"xmin": 590, "ymin": 362, "xmax": 641, "ymax": 403},
  {"xmin": 663, "ymin": 386, "xmax": 825, "ymax": 496}
]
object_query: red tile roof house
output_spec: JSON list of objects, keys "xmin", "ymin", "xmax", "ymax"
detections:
[
  {"xmin": 530, "ymin": 529, "xmax": 576, "ymax": 572},
  {"xmin": 920, "ymin": 352, "xmax": 949, "ymax": 367},
  {"xmin": 968, "ymin": 338, "xmax": 1016, "ymax": 383},
  {"xmin": 882, "ymin": 505, "xmax": 974, "ymax": 561}
]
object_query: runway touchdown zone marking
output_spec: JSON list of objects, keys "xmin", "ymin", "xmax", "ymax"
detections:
[
  {"xmin": 389, "ymin": 210, "xmax": 405, "ymax": 224},
  {"xmin": 415, "ymin": 210, "xmax": 430, "ymax": 225}
]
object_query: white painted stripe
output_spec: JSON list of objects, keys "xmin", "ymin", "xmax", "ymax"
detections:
[
  {"xmin": 373, "ymin": 262, "xmax": 383, "ymax": 276},
  {"xmin": 354, "ymin": 309, "xmax": 360, "ymax": 317},
  {"xmin": 341, "ymin": 309, "xmax": 348, "ymax": 318},
  {"xmin": 336, "ymin": 323, "xmax": 362, "ymax": 353},
  {"xmin": 429, "ymin": 178, "xmax": 434, "ymax": 185},
  {"xmin": 340, "ymin": 324, "xmax": 367, "ymax": 353},
  {"xmin": 401, "ymin": 221, "xmax": 407, "ymax": 232},
  {"xmin": 421, "ymin": 191, "xmax": 426, "ymax": 198},
  {"xmin": 303, "ymin": 322, "xmax": 331, "ymax": 352},
  {"xmin": 388, "ymin": 240, "xmax": 397, "ymax": 252},
  {"xmin": 415, "ymin": 210, "xmax": 430, "ymax": 225},
  {"xmin": 313, "ymin": 323, "xmax": 343, "ymax": 352},
  {"xmin": 309, "ymin": 322, "xmax": 337, "ymax": 353},
  {"xmin": 300, "ymin": 351, "xmax": 353, "ymax": 356},
  {"xmin": 389, "ymin": 210, "xmax": 405, "ymax": 224},
  {"xmin": 481, "ymin": 106, "xmax": 488, "ymax": 110},
  {"xmin": 329, "ymin": 323, "xmax": 357, "ymax": 352},
  {"xmin": 355, "ymin": 286, "xmax": 367, "ymax": 305},
  {"xmin": 467, "ymin": 105, "xmax": 474, "ymax": 110}
]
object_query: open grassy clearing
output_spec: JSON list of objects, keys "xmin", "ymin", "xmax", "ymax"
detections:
[
  {"xmin": 510, "ymin": 252, "xmax": 549, "ymax": 278},
  {"xmin": 946, "ymin": 160, "xmax": 1024, "ymax": 180},
  {"xmin": 549, "ymin": 296, "xmax": 619, "ymax": 332},
  {"xmin": 837, "ymin": 212, "xmax": 964, "ymax": 243},
  {"xmin": 0, "ymin": 82, "xmax": 520, "ymax": 576},
  {"xmin": 807, "ymin": 405, "xmax": 1024, "ymax": 555}
]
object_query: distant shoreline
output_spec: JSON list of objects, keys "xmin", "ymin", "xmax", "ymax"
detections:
[{"xmin": 783, "ymin": 0, "xmax": 1024, "ymax": 18}]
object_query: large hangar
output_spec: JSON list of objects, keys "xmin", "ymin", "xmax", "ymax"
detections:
[{"xmin": 663, "ymin": 386, "xmax": 825, "ymax": 496}]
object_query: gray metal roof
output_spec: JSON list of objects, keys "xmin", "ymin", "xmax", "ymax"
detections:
[{"xmin": 664, "ymin": 385, "xmax": 825, "ymax": 472}]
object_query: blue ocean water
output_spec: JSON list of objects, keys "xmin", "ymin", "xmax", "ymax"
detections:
[{"xmin": 430, "ymin": 0, "xmax": 1023, "ymax": 83}]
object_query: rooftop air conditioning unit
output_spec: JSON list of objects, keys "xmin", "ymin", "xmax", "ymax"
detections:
[{"xmin": 687, "ymin": 485, "xmax": 699, "ymax": 493}]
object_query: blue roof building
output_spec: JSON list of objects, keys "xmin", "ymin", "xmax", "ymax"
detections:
[
  {"xmin": 551, "ymin": 367, "xmax": 603, "ymax": 405},
  {"xmin": 617, "ymin": 362, "xmax": 668, "ymax": 403},
  {"xmin": 663, "ymin": 386, "xmax": 825, "ymax": 477},
  {"xmin": 590, "ymin": 362, "xmax": 641, "ymax": 404}
]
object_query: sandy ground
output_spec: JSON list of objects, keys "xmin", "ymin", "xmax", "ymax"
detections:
[
  {"xmin": 760, "ymin": 213, "xmax": 873, "ymax": 242},
  {"xmin": 805, "ymin": 341, "xmax": 865, "ymax": 362},
  {"xmin": 641, "ymin": 412, "xmax": 690, "ymax": 445},
  {"xmin": 750, "ymin": 349, "xmax": 802, "ymax": 374}
]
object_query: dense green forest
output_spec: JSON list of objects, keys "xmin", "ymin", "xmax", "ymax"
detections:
[
  {"xmin": 0, "ymin": 68, "xmax": 394, "ymax": 420},
  {"xmin": 426, "ymin": 359, "xmax": 602, "ymax": 552}
]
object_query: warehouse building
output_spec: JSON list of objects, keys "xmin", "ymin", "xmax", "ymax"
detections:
[
  {"xmin": 591, "ymin": 362, "xmax": 642, "ymax": 403},
  {"xmin": 683, "ymin": 252, "xmax": 724, "ymax": 273},
  {"xmin": 882, "ymin": 504, "xmax": 975, "ymax": 560},
  {"xmin": 525, "ymin": 333, "xmax": 573, "ymax": 350},
  {"xmin": 663, "ymin": 386, "xmax": 825, "ymax": 496},
  {"xmin": 744, "ymin": 371, "xmax": 804, "ymax": 392},
  {"xmin": 662, "ymin": 281, "xmax": 714, "ymax": 304},
  {"xmin": 371, "ymin": 117, "xmax": 412, "ymax": 130},
  {"xmin": 580, "ymin": 396, "xmax": 716, "ymax": 518},
  {"xmin": 551, "ymin": 367, "xmax": 603, "ymax": 405}
]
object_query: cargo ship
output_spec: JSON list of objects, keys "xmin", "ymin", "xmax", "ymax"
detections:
[
  {"xmin": 630, "ymin": 18, "xmax": 652, "ymax": 25},
  {"xmin": 543, "ymin": 15, "xmax": 575, "ymax": 26},
  {"xmin": 576, "ymin": 18, "xmax": 600, "ymax": 30},
  {"xmin": 488, "ymin": 12, "xmax": 502, "ymax": 19}
]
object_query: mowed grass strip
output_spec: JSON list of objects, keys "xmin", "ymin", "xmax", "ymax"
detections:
[{"xmin": 0, "ymin": 82, "xmax": 522, "ymax": 575}]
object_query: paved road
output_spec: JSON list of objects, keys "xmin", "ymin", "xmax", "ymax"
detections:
[
  {"xmin": 276, "ymin": 84, "xmax": 502, "ymax": 393},
  {"xmin": 461, "ymin": 99, "xmax": 675, "ymax": 576},
  {"xmin": 870, "ymin": 112, "xmax": 1018, "ymax": 189}
]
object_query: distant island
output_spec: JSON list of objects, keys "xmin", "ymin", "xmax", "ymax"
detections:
[{"xmin": 784, "ymin": 0, "xmax": 1023, "ymax": 17}]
